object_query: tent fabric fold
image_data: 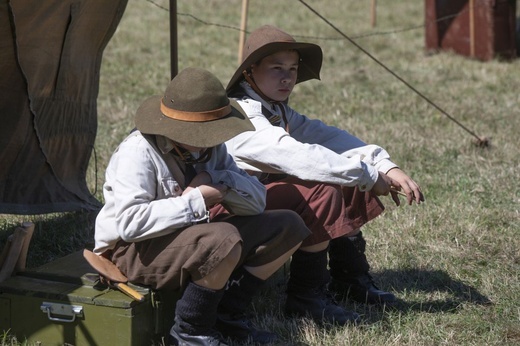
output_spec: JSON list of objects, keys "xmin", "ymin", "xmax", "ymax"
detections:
[{"xmin": 0, "ymin": 0, "xmax": 128, "ymax": 214}]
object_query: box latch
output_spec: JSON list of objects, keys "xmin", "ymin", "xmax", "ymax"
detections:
[{"xmin": 40, "ymin": 302, "xmax": 84, "ymax": 323}]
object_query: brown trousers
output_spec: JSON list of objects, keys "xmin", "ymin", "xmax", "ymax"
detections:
[{"xmin": 110, "ymin": 209, "xmax": 310, "ymax": 290}]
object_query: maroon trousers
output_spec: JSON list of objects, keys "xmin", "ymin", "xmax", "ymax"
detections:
[{"xmin": 263, "ymin": 176, "xmax": 384, "ymax": 246}]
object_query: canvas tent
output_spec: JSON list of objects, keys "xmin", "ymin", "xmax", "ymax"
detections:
[{"xmin": 0, "ymin": 0, "xmax": 128, "ymax": 214}]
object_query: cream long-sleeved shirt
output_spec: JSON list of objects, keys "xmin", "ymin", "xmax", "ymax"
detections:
[
  {"xmin": 225, "ymin": 82, "xmax": 398, "ymax": 191},
  {"xmin": 94, "ymin": 130, "xmax": 266, "ymax": 254}
]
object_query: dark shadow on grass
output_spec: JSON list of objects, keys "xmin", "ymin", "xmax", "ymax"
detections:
[
  {"xmin": 254, "ymin": 266, "xmax": 493, "ymax": 332},
  {"xmin": 0, "ymin": 210, "xmax": 97, "ymax": 269},
  {"xmin": 328, "ymin": 267, "xmax": 493, "ymax": 328},
  {"xmin": 384, "ymin": 268, "xmax": 492, "ymax": 311}
]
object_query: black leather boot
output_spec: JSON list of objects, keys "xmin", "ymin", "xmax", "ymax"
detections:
[
  {"xmin": 170, "ymin": 316, "xmax": 228, "ymax": 346},
  {"xmin": 285, "ymin": 248, "xmax": 360, "ymax": 326},
  {"xmin": 216, "ymin": 267, "xmax": 279, "ymax": 344},
  {"xmin": 329, "ymin": 232, "xmax": 397, "ymax": 306},
  {"xmin": 169, "ymin": 282, "xmax": 228, "ymax": 346}
]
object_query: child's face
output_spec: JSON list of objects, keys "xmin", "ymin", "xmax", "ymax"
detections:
[{"xmin": 251, "ymin": 50, "xmax": 299, "ymax": 102}]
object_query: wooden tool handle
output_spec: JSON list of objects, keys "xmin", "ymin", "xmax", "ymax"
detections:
[
  {"xmin": 0, "ymin": 226, "xmax": 28, "ymax": 282},
  {"xmin": 116, "ymin": 283, "xmax": 145, "ymax": 302},
  {"xmin": 83, "ymin": 249, "xmax": 145, "ymax": 302}
]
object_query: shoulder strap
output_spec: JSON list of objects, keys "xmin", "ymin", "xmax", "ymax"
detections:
[
  {"xmin": 230, "ymin": 89, "xmax": 290, "ymax": 132},
  {"xmin": 262, "ymin": 103, "xmax": 290, "ymax": 133}
]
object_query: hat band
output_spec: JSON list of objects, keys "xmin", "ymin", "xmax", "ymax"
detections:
[{"xmin": 160, "ymin": 101, "xmax": 231, "ymax": 122}]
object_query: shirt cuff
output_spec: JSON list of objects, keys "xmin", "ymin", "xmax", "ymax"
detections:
[
  {"xmin": 359, "ymin": 163, "xmax": 379, "ymax": 191},
  {"xmin": 184, "ymin": 188, "xmax": 209, "ymax": 223},
  {"xmin": 374, "ymin": 159, "xmax": 398, "ymax": 174}
]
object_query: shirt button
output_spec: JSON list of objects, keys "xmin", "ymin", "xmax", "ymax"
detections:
[{"xmin": 193, "ymin": 212, "xmax": 200, "ymax": 218}]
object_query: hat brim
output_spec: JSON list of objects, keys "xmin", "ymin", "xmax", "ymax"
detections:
[
  {"xmin": 135, "ymin": 97, "xmax": 254, "ymax": 148},
  {"xmin": 226, "ymin": 42, "xmax": 323, "ymax": 93}
]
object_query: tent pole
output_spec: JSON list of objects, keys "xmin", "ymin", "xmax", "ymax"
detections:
[
  {"xmin": 238, "ymin": 0, "xmax": 249, "ymax": 64},
  {"xmin": 469, "ymin": 0, "xmax": 475, "ymax": 57},
  {"xmin": 371, "ymin": 0, "xmax": 377, "ymax": 28},
  {"xmin": 170, "ymin": 0, "xmax": 178, "ymax": 79}
]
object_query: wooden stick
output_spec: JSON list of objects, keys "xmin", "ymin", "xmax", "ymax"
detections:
[
  {"xmin": 0, "ymin": 226, "xmax": 28, "ymax": 282},
  {"xmin": 390, "ymin": 187, "xmax": 407, "ymax": 197},
  {"xmin": 0, "ymin": 235, "xmax": 13, "ymax": 270},
  {"xmin": 469, "ymin": 0, "xmax": 475, "ymax": 57},
  {"xmin": 371, "ymin": 0, "xmax": 377, "ymax": 28},
  {"xmin": 238, "ymin": 0, "xmax": 249, "ymax": 64}
]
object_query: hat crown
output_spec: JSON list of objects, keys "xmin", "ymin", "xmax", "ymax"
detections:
[
  {"xmin": 226, "ymin": 25, "xmax": 323, "ymax": 93},
  {"xmin": 243, "ymin": 25, "xmax": 296, "ymax": 63},
  {"xmin": 135, "ymin": 67, "xmax": 254, "ymax": 148},
  {"xmin": 163, "ymin": 67, "xmax": 229, "ymax": 114}
]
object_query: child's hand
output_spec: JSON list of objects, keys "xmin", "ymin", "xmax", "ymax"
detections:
[
  {"xmin": 198, "ymin": 184, "xmax": 229, "ymax": 207},
  {"xmin": 183, "ymin": 171, "xmax": 229, "ymax": 207},
  {"xmin": 386, "ymin": 168, "xmax": 424, "ymax": 205},
  {"xmin": 371, "ymin": 172, "xmax": 399, "ymax": 200}
]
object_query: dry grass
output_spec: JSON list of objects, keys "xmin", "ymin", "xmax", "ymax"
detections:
[{"xmin": 2, "ymin": 0, "xmax": 519, "ymax": 345}]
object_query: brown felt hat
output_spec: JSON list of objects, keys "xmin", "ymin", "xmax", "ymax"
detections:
[
  {"xmin": 135, "ymin": 67, "xmax": 254, "ymax": 148},
  {"xmin": 227, "ymin": 25, "xmax": 323, "ymax": 93}
]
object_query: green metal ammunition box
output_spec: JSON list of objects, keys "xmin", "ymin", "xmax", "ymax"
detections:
[{"xmin": 0, "ymin": 251, "xmax": 177, "ymax": 345}]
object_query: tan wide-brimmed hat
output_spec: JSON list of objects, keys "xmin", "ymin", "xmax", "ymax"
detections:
[
  {"xmin": 135, "ymin": 67, "xmax": 254, "ymax": 148},
  {"xmin": 227, "ymin": 25, "xmax": 323, "ymax": 93}
]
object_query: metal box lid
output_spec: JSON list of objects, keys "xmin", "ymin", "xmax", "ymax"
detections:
[{"xmin": 0, "ymin": 250, "xmax": 149, "ymax": 308}]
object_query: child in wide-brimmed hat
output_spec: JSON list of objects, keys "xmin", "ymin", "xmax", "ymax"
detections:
[
  {"xmin": 94, "ymin": 67, "xmax": 310, "ymax": 345},
  {"xmin": 218, "ymin": 25, "xmax": 424, "ymax": 324}
]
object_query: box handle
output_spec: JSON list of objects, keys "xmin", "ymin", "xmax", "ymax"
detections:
[{"xmin": 40, "ymin": 302, "xmax": 84, "ymax": 323}]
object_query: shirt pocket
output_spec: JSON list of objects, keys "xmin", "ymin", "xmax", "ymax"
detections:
[{"xmin": 158, "ymin": 177, "xmax": 182, "ymax": 198}]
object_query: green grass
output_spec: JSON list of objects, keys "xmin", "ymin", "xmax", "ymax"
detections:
[{"xmin": 2, "ymin": 0, "xmax": 520, "ymax": 345}]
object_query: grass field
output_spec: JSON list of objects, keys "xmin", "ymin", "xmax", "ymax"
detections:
[{"xmin": 1, "ymin": 0, "xmax": 520, "ymax": 345}]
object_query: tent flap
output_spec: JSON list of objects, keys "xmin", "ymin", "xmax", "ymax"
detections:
[{"xmin": 0, "ymin": 0, "xmax": 128, "ymax": 215}]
